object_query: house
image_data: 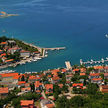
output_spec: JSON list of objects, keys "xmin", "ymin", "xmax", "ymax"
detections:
[
  {"xmin": 89, "ymin": 73, "xmax": 100, "ymax": 79},
  {"xmin": 35, "ymin": 81, "xmax": 43, "ymax": 91},
  {"xmin": 94, "ymin": 66, "xmax": 104, "ymax": 73},
  {"xmin": 20, "ymin": 50, "xmax": 31, "ymax": 58},
  {"xmin": 0, "ymin": 87, "xmax": 9, "ymax": 99},
  {"xmin": 91, "ymin": 78, "xmax": 102, "ymax": 84},
  {"xmin": 5, "ymin": 59, "xmax": 14, "ymax": 64},
  {"xmin": 73, "ymin": 83, "xmax": 83, "ymax": 89},
  {"xmin": 66, "ymin": 74, "xmax": 73, "ymax": 81},
  {"xmin": 80, "ymin": 68, "xmax": 86, "ymax": 73},
  {"xmin": 28, "ymin": 75, "xmax": 40, "ymax": 83},
  {"xmin": 45, "ymin": 84, "xmax": 53, "ymax": 94},
  {"xmin": 51, "ymin": 76, "xmax": 60, "ymax": 84},
  {"xmin": 61, "ymin": 69, "xmax": 67, "ymax": 73},
  {"xmin": 104, "ymin": 66, "xmax": 108, "ymax": 72},
  {"xmin": 20, "ymin": 100, "xmax": 35, "ymax": 108},
  {"xmin": 0, "ymin": 50, "xmax": 3, "ymax": 54},
  {"xmin": 72, "ymin": 69, "xmax": 80, "ymax": 74},
  {"xmin": 51, "ymin": 69, "xmax": 59, "ymax": 76},
  {"xmin": 2, "ymin": 57, "xmax": 7, "ymax": 62},
  {"xmin": 21, "ymin": 87, "xmax": 31, "ymax": 92},
  {"xmin": 17, "ymin": 81, "xmax": 26, "ymax": 87},
  {"xmin": 0, "ymin": 73, "xmax": 19, "ymax": 82},
  {"xmin": 58, "ymin": 84, "xmax": 63, "ymax": 88},
  {"xmin": 13, "ymin": 75, "xmax": 20, "ymax": 84},
  {"xmin": 8, "ymin": 47, "xmax": 21, "ymax": 54},
  {"xmin": 80, "ymin": 73, "xmax": 86, "ymax": 76},
  {"xmin": 0, "ymin": 42, "xmax": 7, "ymax": 46},
  {"xmin": 100, "ymin": 85, "xmax": 108, "ymax": 93},
  {"xmin": 40, "ymin": 99, "xmax": 54, "ymax": 108},
  {"xmin": 104, "ymin": 73, "xmax": 108, "ymax": 79}
]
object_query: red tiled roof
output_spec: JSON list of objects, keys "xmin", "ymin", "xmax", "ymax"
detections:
[
  {"xmin": 13, "ymin": 75, "xmax": 20, "ymax": 79},
  {"xmin": 5, "ymin": 59, "xmax": 14, "ymax": 62},
  {"xmin": 90, "ymin": 73, "xmax": 100, "ymax": 76},
  {"xmin": 104, "ymin": 66, "xmax": 108, "ymax": 70},
  {"xmin": 45, "ymin": 84, "xmax": 53, "ymax": 90},
  {"xmin": 73, "ymin": 83, "xmax": 83, "ymax": 87},
  {"xmin": 20, "ymin": 50, "xmax": 30, "ymax": 53},
  {"xmin": 0, "ymin": 53, "xmax": 6, "ymax": 57},
  {"xmin": 18, "ymin": 81, "xmax": 26, "ymax": 85},
  {"xmin": 80, "ymin": 73, "xmax": 86, "ymax": 76},
  {"xmin": 100, "ymin": 85, "xmax": 108, "ymax": 93},
  {"xmin": 94, "ymin": 66, "xmax": 103, "ymax": 69},
  {"xmin": 21, "ymin": 87, "xmax": 31, "ymax": 91},
  {"xmin": 48, "ymin": 75, "xmax": 51, "ymax": 78},
  {"xmin": 0, "ymin": 42, "xmax": 7, "ymax": 45},
  {"xmin": 73, "ymin": 69, "xmax": 80, "ymax": 72},
  {"xmin": 36, "ymin": 90, "xmax": 41, "ymax": 93},
  {"xmin": 58, "ymin": 84, "xmax": 63, "ymax": 88},
  {"xmin": 0, "ymin": 73, "xmax": 19, "ymax": 78},
  {"xmin": 0, "ymin": 87, "xmax": 8, "ymax": 94},
  {"xmin": 52, "ymin": 76, "xmax": 60, "ymax": 81},
  {"xmin": 61, "ymin": 69, "xmax": 66, "ymax": 72},
  {"xmin": 51, "ymin": 69, "xmax": 60, "ymax": 74},
  {"xmin": 104, "ymin": 73, "xmax": 108, "ymax": 77},
  {"xmin": 92, "ymin": 78, "xmax": 102, "ymax": 81},
  {"xmin": 35, "ymin": 81, "xmax": 42, "ymax": 87},
  {"xmin": 80, "ymin": 68, "xmax": 86, "ymax": 73},
  {"xmin": 20, "ymin": 100, "xmax": 34, "ymax": 106},
  {"xmin": 46, "ymin": 104, "xmax": 54, "ymax": 108}
]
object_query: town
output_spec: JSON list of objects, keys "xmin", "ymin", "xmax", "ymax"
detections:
[{"xmin": 0, "ymin": 60, "xmax": 108, "ymax": 108}]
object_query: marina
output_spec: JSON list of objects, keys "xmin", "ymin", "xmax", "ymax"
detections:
[{"xmin": 80, "ymin": 57, "xmax": 108, "ymax": 65}]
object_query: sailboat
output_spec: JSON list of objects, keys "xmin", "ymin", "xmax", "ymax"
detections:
[{"xmin": 105, "ymin": 34, "xmax": 108, "ymax": 38}]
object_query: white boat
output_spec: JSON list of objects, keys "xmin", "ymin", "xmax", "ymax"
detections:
[{"xmin": 105, "ymin": 34, "xmax": 108, "ymax": 38}]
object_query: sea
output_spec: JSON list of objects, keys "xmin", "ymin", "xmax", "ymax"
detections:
[{"xmin": 0, "ymin": 0, "xmax": 108, "ymax": 73}]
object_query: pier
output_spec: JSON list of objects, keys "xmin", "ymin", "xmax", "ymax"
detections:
[
  {"xmin": 80, "ymin": 57, "xmax": 108, "ymax": 65},
  {"xmin": 44, "ymin": 47, "xmax": 66, "ymax": 50}
]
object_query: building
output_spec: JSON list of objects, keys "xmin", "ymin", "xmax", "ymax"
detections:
[
  {"xmin": 51, "ymin": 76, "xmax": 60, "ymax": 84},
  {"xmin": 73, "ymin": 83, "xmax": 83, "ymax": 89},
  {"xmin": 20, "ymin": 50, "xmax": 31, "ymax": 58},
  {"xmin": 0, "ymin": 87, "xmax": 9, "ymax": 99},
  {"xmin": 89, "ymin": 73, "xmax": 100, "ymax": 79},
  {"xmin": 45, "ymin": 84, "xmax": 53, "ymax": 94},
  {"xmin": 91, "ymin": 78, "xmax": 102, "ymax": 84},
  {"xmin": 100, "ymin": 85, "xmax": 108, "ymax": 93},
  {"xmin": 104, "ymin": 73, "xmax": 108, "ymax": 79},
  {"xmin": 20, "ymin": 100, "xmax": 35, "ymax": 108},
  {"xmin": 40, "ymin": 99, "xmax": 54, "ymax": 108}
]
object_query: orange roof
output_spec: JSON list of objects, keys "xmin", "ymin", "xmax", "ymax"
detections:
[
  {"xmin": 18, "ymin": 81, "xmax": 26, "ymax": 85},
  {"xmin": 0, "ymin": 73, "xmax": 18, "ymax": 78},
  {"xmin": 29, "ymin": 75, "xmax": 40, "ymax": 80},
  {"xmin": 21, "ymin": 87, "xmax": 31, "ymax": 91},
  {"xmin": 104, "ymin": 66, "xmax": 108, "ymax": 69},
  {"xmin": 101, "ymin": 85, "xmax": 108, "ymax": 93},
  {"xmin": 51, "ymin": 69, "xmax": 59, "ymax": 74},
  {"xmin": 80, "ymin": 68, "xmax": 86, "ymax": 73},
  {"xmin": 13, "ymin": 75, "xmax": 20, "ymax": 79},
  {"xmin": 58, "ymin": 84, "xmax": 63, "ymax": 88},
  {"xmin": 90, "ymin": 73, "xmax": 100, "ymax": 76},
  {"xmin": 94, "ymin": 66, "xmax": 103, "ymax": 69},
  {"xmin": 80, "ymin": 73, "xmax": 86, "ymax": 76},
  {"xmin": 0, "ymin": 50, "xmax": 3, "ymax": 52},
  {"xmin": 73, "ymin": 69, "xmax": 80, "ymax": 72},
  {"xmin": 0, "ymin": 87, "xmax": 8, "ymax": 94},
  {"xmin": 92, "ymin": 78, "xmax": 102, "ymax": 81},
  {"xmin": 61, "ymin": 69, "xmax": 66, "ymax": 72},
  {"xmin": 20, "ymin": 100, "xmax": 34, "ymax": 106},
  {"xmin": 5, "ymin": 59, "xmax": 14, "ymax": 62},
  {"xmin": 52, "ymin": 76, "xmax": 60, "ymax": 81},
  {"xmin": 20, "ymin": 50, "xmax": 30, "ymax": 53},
  {"xmin": 45, "ymin": 84, "xmax": 53, "ymax": 90},
  {"xmin": 46, "ymin": 104, "xmax": 54, "ymax": 108},
  {"xmin": 0, "ymin": 42, "xmax": 7, "ymax": 45},
  {"xmin": 25, "ymin": 83, "xmax": 30, "ymax": 87},
  {"xmin": 48, "ymin": 75, "xmax": 51, "ymax": 78},
  {"xmin": 0, "ymin": 53, "xmax": 6, "ymax": 57},
  {"xmin": 36, "ymin": 90, "xmax": 41, "ymax": 93},
  {"xmin": 35, "ymin": 81, "xmax": 42, "ymax": 87},
  {"xmin": 73, "ymin": 83, "xmax": 83, "ymax": 87}
]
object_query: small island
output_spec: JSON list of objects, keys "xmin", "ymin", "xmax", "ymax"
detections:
[{"xmin": 0, "ymin": 11, "xmax": 19, "ymax": 18}]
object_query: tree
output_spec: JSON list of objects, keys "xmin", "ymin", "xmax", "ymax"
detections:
[
  {"xmin": 70, "ymin": 96, "xmax": 86, "ymax": 108},
  {"xmin": 21, "ymin": 75, "xmax": 25, "ymax": 81}
]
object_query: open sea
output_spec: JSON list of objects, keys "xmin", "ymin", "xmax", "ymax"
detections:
[{"xmin": 0, "ymin": 0, "xmax": 108, "ymax": 73}]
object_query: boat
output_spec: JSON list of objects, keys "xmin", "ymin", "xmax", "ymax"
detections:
[{"xmin": 105, "ymin": 34, "xmax": 108, "ymax": 38}]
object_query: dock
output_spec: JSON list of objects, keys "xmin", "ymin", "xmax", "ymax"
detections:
[
  {"xmin": 44, "ymin": 47, "xmax": 66, "ymax": 50},
  {"xmin": 80, "ymin": 57, "xmax": 108, "ymax": 65}
]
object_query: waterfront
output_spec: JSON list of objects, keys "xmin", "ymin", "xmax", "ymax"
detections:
[{"xmin": 0, "ymin": 0, "xmax": 108, "ymax": 72}]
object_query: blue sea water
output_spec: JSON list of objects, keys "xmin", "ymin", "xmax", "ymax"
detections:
[{"xmin": 0, "ymin": 0, "xmax": 108, "ymax": 72}]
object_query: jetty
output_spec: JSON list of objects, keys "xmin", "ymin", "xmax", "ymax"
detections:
[
  {"xmin": 80, "ymin": 57, "xmax": 108, "ymax": 65},
  {"xmin": 44, "ymin": 47, "xmax": 66, "ymax": 50}
]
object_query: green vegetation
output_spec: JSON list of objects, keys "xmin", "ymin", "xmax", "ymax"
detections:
[{"xmin": 13, "ymin": 39, "xmax": 38, "ymax": 52}]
